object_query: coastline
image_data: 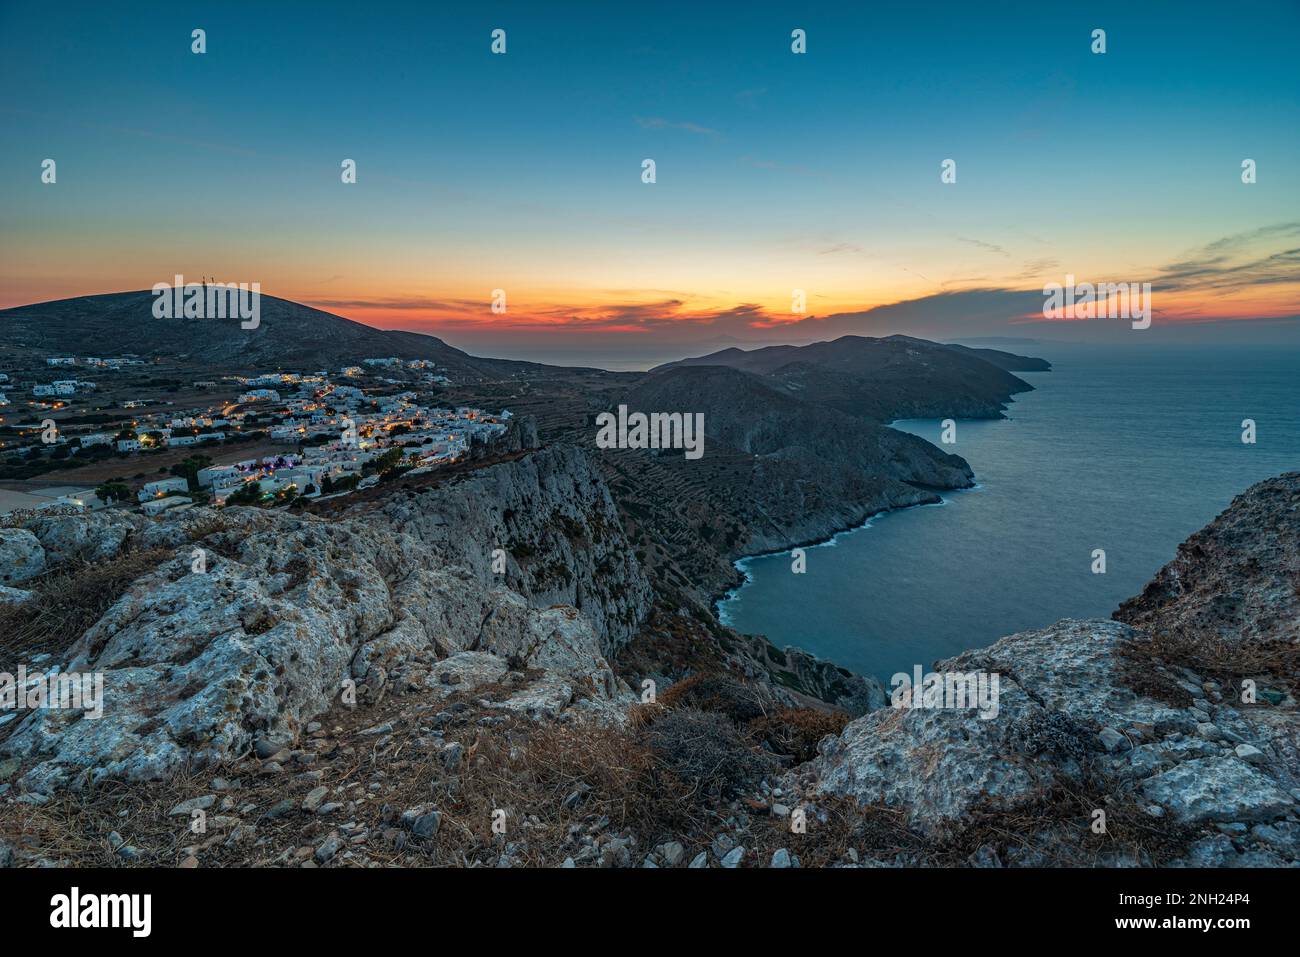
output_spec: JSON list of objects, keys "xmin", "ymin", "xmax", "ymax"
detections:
[{"xmin": 710, "ymin": 483, "xmax": 982, "ymax": 628}]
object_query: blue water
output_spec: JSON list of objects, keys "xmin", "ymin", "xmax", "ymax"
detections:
[{"xmin": 718, "ymin": 345, "xmax": 1300, "ymax": 682}]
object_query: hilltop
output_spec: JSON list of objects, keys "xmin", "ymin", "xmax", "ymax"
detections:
[{"xmin": 0, "ymin": 291, "xmax": 540, "ymax": 381}]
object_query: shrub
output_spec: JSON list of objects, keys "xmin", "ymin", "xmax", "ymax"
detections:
[
  {"xmin": 658, "ymin": 672, "xmax": 771, "ymax": 724},
  {"xmin": 748, "ymin": 707, "xmax": 850, "ymax": 763},
  {"xmin": 638, "ymin": 708, "xmax": 776, "ymax": 799}
]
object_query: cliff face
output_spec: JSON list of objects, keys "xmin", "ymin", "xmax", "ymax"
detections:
[
  {"xmin": 800, "ymin": 473, "xmax": 1300, "ymax": 866},
  {"xmin": 376, "ymin": 446, "xmax": 654, "ymax": 657}
]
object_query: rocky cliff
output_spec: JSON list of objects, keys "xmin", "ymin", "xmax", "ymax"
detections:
[
  {"xmin": 0, "ymin": 448, "xmax": 650, "ymax": 797},
  {"xmin": 375, "ymin": 445, "xmax": 654, "ymax": 656}
]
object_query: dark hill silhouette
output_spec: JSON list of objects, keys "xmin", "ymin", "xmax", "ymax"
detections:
[
  {"xmin": 651, "ymin": 334, "xmax": 1048, "ymax": 421},
  {"xmin": 0, "ymin": 290, "xmax": 540, "ymax": 380}
]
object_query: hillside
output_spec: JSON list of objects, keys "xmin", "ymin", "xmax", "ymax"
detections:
[
  {"xmin": 652, "ymin": 334, "xmax": 1046, "ymax": 420},
  {"xmin": 593, "ymin": 365, "xmax": 975, "ymax": 599},
  {"xmin": 0, "ymin": 290, "xmax": 537, "ymax": 381}
]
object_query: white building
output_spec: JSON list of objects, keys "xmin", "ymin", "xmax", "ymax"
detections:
[
  {"xmin": 141, "ymin": 495, "xmax": 192, "ymax": 516},
  {"xmin": 197, "ymin": 465, "xmax": 240, "ymax": 488},
  {"xmin": 138, "ymin": 477, "xmax": 190, "ymax": 502},
  {"xmin": 57, "ymin": 489, "xmax": 104, "ymax": 510}
]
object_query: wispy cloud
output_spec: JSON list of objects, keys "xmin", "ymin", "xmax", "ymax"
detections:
[
  {"xmin": 957, "ymin": 237, "xmax": 1009, "ymax": 257},
  {"xmin": 738, "ymin": 155, "xmax": 817, "ymax": 177},
  {"xmin": 634, "ymin": 116, "xmax": 720, "ymax": 137},
  {"xmin": 1155, "ymin": 223, "xmax": 1300, "ymax": 293}
]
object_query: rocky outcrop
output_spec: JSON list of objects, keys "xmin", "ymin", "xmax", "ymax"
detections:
[
  {"xmin": 745, "ymin": 640, "xmax": 886, "ymax": 717},
  {"xmin": 2, "ymin": 497, "xmax": 635, "ymax": 794},
  {"xmin": 25, "ymin": 511, "xmax": 145, "ymax": 565},
  {"xmin": 0, "ymin": 528, "xmax": 45, "ymax": 585},
  {"xmin": 1115, "ymin": 470, "xmax": 1300, "ymax": 649},
  {"xmin": 378, "ymin": 446, "xmax": 653, "ymax": 656}
]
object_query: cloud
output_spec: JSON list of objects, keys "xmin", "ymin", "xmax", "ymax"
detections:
[
  {"xmin": 738, "ymin": 155, "xmax": 817, "ymax": 177},
  {"xmin": 634, "ymin": 116, "xmax": 720, "ymax": 137},
  {"xmin": 307, "ymin": 224, "xmax": 1300, "ymax": 357},
  {"xmin": 957, "ymin": 237, "xmax": 1009, "ymax": 257},
  {"xmin": 1154, "ymin": 222, "xmax": 1300, "ymax": 293}
]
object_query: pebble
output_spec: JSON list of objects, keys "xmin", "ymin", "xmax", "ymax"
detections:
[
  {"xmin": 441, "ymin": 743, "xmax": 466, "ymax": 771},
  {"xmin": 688, "ymin": 852, "xmax": 709, "ymax": 868},
  {"xmin": 302, "ymin": 786, "xmax": 328, "ymax": 812},
  {"xmin": 1235, "ymin": 743, "xmax": 1267, "ymax": 765},
  {"xmin": 314, "ymin": 834, "xmax": 343, "ymax": 863},
  {"xmin": 168, "ymin": 795, "xmax": 216, "ymax": 816},
  {"xmin": 1098, "ymin": 727, "xmax": 1128, "ymax": 752},
  {"xmin": 771, "ymin": 848, "xmax": 792, "ymax": 868},
  {"xmin": 720, "ymin": 846, "xmax": 745, "ymax": 868},
  {"xmin": 658, "ymin": 841, "xmax": 685, "ymax": 867}
]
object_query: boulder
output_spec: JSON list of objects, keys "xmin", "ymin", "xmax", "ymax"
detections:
[{"xmin": 0, "ymin": 528, "xmax": 45, "ymax": 585}]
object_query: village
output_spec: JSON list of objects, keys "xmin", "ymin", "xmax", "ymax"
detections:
[{"xmin": 0, "ymin": 355, "xmax": 509, "ymax": 517}]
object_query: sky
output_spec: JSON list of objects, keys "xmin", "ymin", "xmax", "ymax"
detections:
[{"xmin": 1, "ymin": 1, "xmax": 1297, "ymax": 366}]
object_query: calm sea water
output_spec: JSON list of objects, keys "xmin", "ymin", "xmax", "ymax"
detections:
[{"xmin": 717, "ymin": 345, "xmax": 1300, "ymax": 682}]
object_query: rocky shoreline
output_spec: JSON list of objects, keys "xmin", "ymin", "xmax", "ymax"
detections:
[{"xmin": 711, "ymin": 487, "xmax": 960, "ymax": 627}]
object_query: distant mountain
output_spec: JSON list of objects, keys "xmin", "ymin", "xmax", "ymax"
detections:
[
  {"xmin": 0, "ymin": 290, "xmax": 539, "ymax": 380},
  {"xmin": 600, "ymin": 364, "xmax": 975, "ymax": 580},
  {"xmin": 651, "ymin": 334, "xmax": 1048, "ymax": 420}
]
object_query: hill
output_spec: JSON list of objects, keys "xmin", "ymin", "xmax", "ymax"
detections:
[
  {"xmin": 0, "ymin": 290, "xmax": 538, "ymax": 381},
  {"xmin": 652, "ymin": 334, "xmax": 1047, "ymax": 420}
]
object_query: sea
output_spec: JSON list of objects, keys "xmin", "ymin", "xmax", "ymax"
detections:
[{"xmin": 717, "ymin": 344, "xmax": 1300, "ymax": 682}]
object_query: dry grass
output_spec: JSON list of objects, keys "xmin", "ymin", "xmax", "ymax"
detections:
[
  {"xmin": 1118, "ymin": 622, "xmax": 1300, "ymax": 704},
  {"xmin": 748, "ymin": 708, "xmax": 850, "ymax": 764},
  {"xmin": 927, "ymin": 772, "xmax": 1199, "ymax": 867},
  {"xmin": 0, "ymin": 547, "xmax": 170, "ymax": 664},
  {"xmin": 658, "ymin": 672, "xmax": 771, "ymax": 723}
]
